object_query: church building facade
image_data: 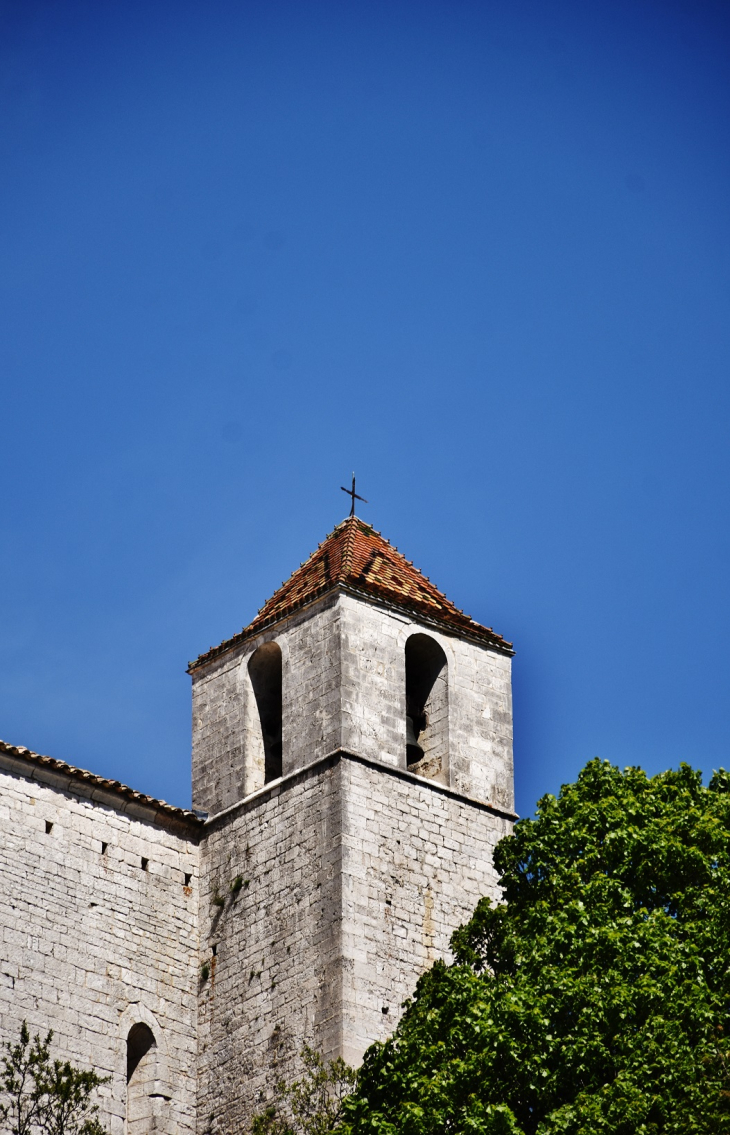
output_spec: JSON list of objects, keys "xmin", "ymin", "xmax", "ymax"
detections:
[{"xmin": 0, "ymin": 516, "xmax": 515, "ymax": 1133}]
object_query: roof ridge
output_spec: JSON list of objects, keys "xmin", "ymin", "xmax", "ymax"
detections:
[{"xmin": 340, "ymin": 514, "xmax": 359, "ymax": 579}]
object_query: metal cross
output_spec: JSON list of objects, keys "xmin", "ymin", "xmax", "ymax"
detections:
[{"xmin": 341, "ymin": 473, "xmax": 367, "ymax": 517}]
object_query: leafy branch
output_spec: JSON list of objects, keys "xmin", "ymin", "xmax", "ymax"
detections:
[
  {"xmin": 250, "ymin": 1046, "xmax": 356, "ymax": 1135},
  {"xmin": 0, "ymin": 1023, "xmax": 108, "ymax": 1135}
]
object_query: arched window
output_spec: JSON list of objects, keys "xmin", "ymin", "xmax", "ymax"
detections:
[
  {"xmin": 248, "ymin": 642, "xmax": 283, "ymax": 783},
  {"xmin": 405, "ymin": 634, "xmax": 448, "ymax": 782},
  {"xmin": 126, "ymin": 1024, "xmax": 157, "ymax": 1135}
]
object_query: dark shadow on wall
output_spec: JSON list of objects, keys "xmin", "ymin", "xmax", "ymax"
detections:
[
  {"xmin": 405, "ymin": 633, "xmax": 449, "ymax": 784},
  {"xmin": 248, "ymin": 642, "xmax": 283, "ymax": 782}
]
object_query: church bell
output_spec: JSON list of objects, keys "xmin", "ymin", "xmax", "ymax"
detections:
[{"xmin": 406, "ymin": 715, "xmax": 424, "ymax": 763}]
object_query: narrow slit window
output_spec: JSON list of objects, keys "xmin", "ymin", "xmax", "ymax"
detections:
[
  {"xmin": 101, "ymin": 842, "xmax": 108, "ymax": 855},
  {"xmin": 141, "ymin": 857, "xmax": 149, "ymax": 872},
  {"xmin": 45, "ymin": 821, "xmax": 53, "ymax": 835}
]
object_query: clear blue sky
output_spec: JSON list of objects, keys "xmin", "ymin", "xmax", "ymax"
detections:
[{"xmin": 1, "ymin": 0, "xmax": 728, "ymax": 817}]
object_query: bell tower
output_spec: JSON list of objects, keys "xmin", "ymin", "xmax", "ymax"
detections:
[{"xmin": 190, "ymin": 517, "xmax": 515, "ymax": 1130}]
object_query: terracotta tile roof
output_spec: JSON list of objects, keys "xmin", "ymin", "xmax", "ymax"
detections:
[
  {"xmin": 0, "ymin": 739, "xmax": 204, "ymax": 830},
  {"xmin": 190, "ymin": 516, "xmax": 513, "ymax": 671}
]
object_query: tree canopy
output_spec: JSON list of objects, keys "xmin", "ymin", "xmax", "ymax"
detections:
[{"xmin": 341, "ymin": 760, "xmax": 730, "ymax": 1135}]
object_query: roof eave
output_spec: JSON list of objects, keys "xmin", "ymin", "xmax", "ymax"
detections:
[
  {"xmin": 0, "ymin": 740, "xmax": 204, "ymax": 834},
  {"xmin": 188, "ymin": 581, "xmax": 514, "ymax": 673}
]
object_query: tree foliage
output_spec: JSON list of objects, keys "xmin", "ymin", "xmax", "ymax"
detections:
[
  {"xmin": 0, "ymin": 1023, "xmax": 107, "ymax": 1135},
  {"xmin": 342, "ymin": 760, "xmax": 730, "ymax": 1135},
  {"xmin": 251, "ymin": 1046, "xmax": 356, "ymax": 1135}
]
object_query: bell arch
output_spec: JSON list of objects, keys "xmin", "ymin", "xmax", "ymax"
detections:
[
  {"xmin": 405, "ymin": 633, "xmax": 449, "ymax": 783},
  {"xmin": 247, "ymin": 641, "xmax": 283, "ymax": 787}
]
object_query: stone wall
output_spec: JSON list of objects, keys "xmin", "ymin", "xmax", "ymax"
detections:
[
  {"xmin": 338, "ymin": 594, "xmax": 514, "ymax": 810},
  {"xmin": 191, "ymin": 596, "xmax": 342, "ymax": 815},
  {"xmin": 192, "ymin": 590, "xmax": 513, "ymax": 817},
  {"xmin": 196, "ymin": 757, "xmax": 343, "ymax": 1134},
  {"xmin": 191, "ymin": 648, "xmax": 247, "ymax": 817},
  {"xmin": 0, "ymin": 755, "xmax": 200, "ymax": 1135},
  {"xmin": 279, "ymin": 596, "xmax": 341, "ymax": 778},
  {"xmin": 0, "ymin": 739, "xmax": 513, "ymax": 1135},
  {"xmin": 338, "ymin": 755, "xmax": 512, "ymax": 1065},
  {"xmin": 196, "ymin": 751, "xmax": 513, "ymax": 1129}
]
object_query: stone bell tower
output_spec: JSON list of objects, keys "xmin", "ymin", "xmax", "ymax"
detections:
[{"xmin": 189, "ymin": 516, "xmax": 515, "ymax": 1131}]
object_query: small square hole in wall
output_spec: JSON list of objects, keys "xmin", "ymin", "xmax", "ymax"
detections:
[
  {"xmin": 45, "ymin": 821, "xmax": 53, "ymax": 835},
  {"xmin": 184, "ymin": 873, "xmax": 192, "ymax": 886},
  {"xmin": 382, "ymin": 1006, "xmax": 389, "ymax": 1015},
  {"xmin": 141, "ymin": 857, "xmax": 149, "ymax": 871}
]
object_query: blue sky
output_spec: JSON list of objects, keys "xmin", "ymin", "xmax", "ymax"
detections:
[{"xmin": 1, "ymin": 0, "xmax": 728, "ymax": 817}]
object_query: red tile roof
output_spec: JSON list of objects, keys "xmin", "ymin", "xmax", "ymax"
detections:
[
  {"xmin": 190, "ymin": 516, "xmax": 513, "ymax": 671},
  {"xmin": 0, "ymin": 739, "xmax": 203, "ymax": 830}
]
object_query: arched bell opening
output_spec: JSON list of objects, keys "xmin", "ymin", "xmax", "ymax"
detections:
[
  {"xmin": 248, "ymin": 642, "xmax": 283, "ymax": 783},
  {"xmin": 405, "ymin": 634, "xmax": 449, "ymax": 783}
]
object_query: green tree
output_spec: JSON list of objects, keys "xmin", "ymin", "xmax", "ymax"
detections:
[
  {"xmin": 0, "ymin": 1023, "xmax": 108, "ymax": 1135},
  {"xmin": 251, "ymin": 1045, "xmax": 356, "ymax": 1135},
  {"xmin": 342, "ymin": 760, "xmax": 730, "ymax": 1135}
]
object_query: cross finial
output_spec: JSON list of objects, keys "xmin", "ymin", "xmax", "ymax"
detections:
[{"xmin": 341, "ymin": 473, "xmax": 367, "ymax": 517}]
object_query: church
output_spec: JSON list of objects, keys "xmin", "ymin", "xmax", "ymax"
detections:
[{"xmin": 0, "ymin": 513, "xmax": 515, "ymax": 1134}]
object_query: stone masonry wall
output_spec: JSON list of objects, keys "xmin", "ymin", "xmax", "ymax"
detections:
[
  {"xmin": 192, "ymin": 591, "xmax": 512, "ymax": 818},
  {"xmin": 338, "ymin": 756, "xmax": 512, "ymax": 1065},
  {"xmin": 0, "ymin": 758, "xmax": 200, "ymax": 1135},
  {"xmin": 338, "ymin": 594, "xmax": 514, "ymax": 810},
  {"xmin": 196, "ymin": 752, "xmax": 513, "ymax": 1130},
  {"xmin": 279, "ymin": 596, "xmax": 341, "ymax": 778},
  {"xmin": 192, "ymin": 596, "xmax": 341, "ymax": 815},
  {"xmin": 196, "ymin": 758, "xmax": 343, "ymax": 1134},
  {"xmin": 447, "ymin": 629, "xmax": 513, "ymax": 812},
  {"xmin": 192, "ymin": 650, "xmax": 246, "ymax": 817},
  {"xmin": 338, "ymin": 594, "xmax": 406, "ymax": 767}
]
